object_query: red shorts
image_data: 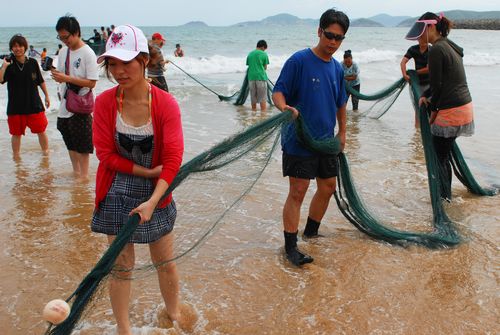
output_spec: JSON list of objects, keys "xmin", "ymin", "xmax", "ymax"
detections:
[{"xmin": 7, "ymin": 112, "xmax": 48, "ymax": 136}]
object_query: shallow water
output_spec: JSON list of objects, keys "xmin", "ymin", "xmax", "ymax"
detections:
[{"xmin": 0, "ymin": 27, "xmax": 499, "ymax": 335}]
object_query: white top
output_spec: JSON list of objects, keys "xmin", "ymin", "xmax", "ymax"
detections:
[
  {"xmin": 115, "ymin": 112, "xmax": 153, "ymax": 136},
  {"xmin": 57, "ymin": 44, "xmax": 99, "ymax": 118}
]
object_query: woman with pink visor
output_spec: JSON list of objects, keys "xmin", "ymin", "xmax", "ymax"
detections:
[{"xmin": 407, "ymin": 12, "xmax": 475, "ymax": 201}]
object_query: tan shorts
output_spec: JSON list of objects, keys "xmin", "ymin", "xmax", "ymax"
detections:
[{"xmin": 249, "ymin": 80, "xmax": 267, "ymax": 105}]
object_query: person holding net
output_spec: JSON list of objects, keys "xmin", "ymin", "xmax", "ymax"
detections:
[
  {"xmin": 92, "ymin": 25, "xmax": 193, "ymax": 333},
  {"xmin": 401, "ymin": 33, "xmax": 430, "ymax": 127},
  {"xmin": 272, "ymin": 9, "xmax": 349, "ymax": 266},
  {"xmin": 341, "ymin": 49, "xmax": 360, "ymax": 111},
  {"xmin": 408, "ymin": 12, "xmax": 475, "ymax": 201}
]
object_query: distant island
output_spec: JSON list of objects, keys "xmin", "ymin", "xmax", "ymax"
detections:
[
  {"xmin": 188, "ymin": 11, "xmax": 500, "ymax": 30},
  {"xmin": 351, "ymin": 18, "xmax": 384, "ymax": 28},
  {"xmin": 182, "ymin": 21, "xmax": 209, "ymax": 28}
]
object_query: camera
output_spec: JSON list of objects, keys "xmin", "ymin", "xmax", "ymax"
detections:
[
  {"xmin": 0, "ymin": 53, "xmax": 14, "ymax": 62},
  {"xmin": 41, "ymin": 56, "xmax": 55, "ymax": 71}
]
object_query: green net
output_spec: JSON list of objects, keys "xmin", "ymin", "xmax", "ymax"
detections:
[
  {"xmin": 169, "ymin": 60, "xmax": 273, "ymax": 106},
  {"xmin": 46, "ymin": 71, "xmax": 497, "ymax": 333},
  {"xmin": 292, "ymin": 111, "xmax": 462, "ymax": 248},
  {"xmin": 346, "ymin": 78, "xmax": 407, "ymax": 118},
  {"xmin": 406, "ymin": 71, "xmax": 497, "ymax": 197},
  {"xmin": 46, "ymin": 111, "xmax": 291, "ymax": 334},
  {"xmin": 230, "ymin": 75, "xmax": 274, "ymax": 106},
  {"xmin": 330, "ymin": 71, "xmax": 497, "ymax": 248},
  {"xmin": 348, "ymin": 69, "xmax": 497, "ymax": 197},
  {"xmin": 451, "ymin": 145, "xmax": 498, "ymax": 196}
]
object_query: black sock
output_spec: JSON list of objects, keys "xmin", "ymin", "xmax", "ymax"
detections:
[
  {"xmin": 303, "ymin": 217, "xmax": 321, "ymax": 237},
  {"xmin": 283, "ymin": 231, "xmax": 314, "ymax": 266}
]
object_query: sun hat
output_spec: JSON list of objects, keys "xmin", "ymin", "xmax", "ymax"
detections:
[
  {"xmin": 152, "ymin": 32, "xmax": 166, "ymax": 41},
  {"xmin": 97, "ymin": 25, "xmax": 149, "ymax": 64},
  {"xmin": 405, "ymin": 19, "xmax": 437, "ymax": 40}
]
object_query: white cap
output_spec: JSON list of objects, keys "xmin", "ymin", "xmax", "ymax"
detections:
[{"xmin": 97, "ymin": 25, "xmax": 149, "ymax": 64}]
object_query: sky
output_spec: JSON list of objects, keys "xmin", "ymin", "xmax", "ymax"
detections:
[{"xmin": 1, "ymin": 0, "xmax": 498, "ymax": 27}]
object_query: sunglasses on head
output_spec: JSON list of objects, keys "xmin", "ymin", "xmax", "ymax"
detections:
[{"xmin": 322, "ymin": 29, "xmax": 345, "ymax": 41}]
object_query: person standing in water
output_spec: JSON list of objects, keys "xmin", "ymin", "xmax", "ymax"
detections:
[
  {"xmin": 407, "ymin": 12, "xmax": 475, "ymax": 201},
  {"xmin": 246, "ymin": 40, "xmax": 270, "ymax": 111},
  {"xmin": 148, "ymin": 32, "xmax": 169, "ymax": 92},
  {"xmin": 93, "ymin": 24, "xmax": 195, "ymax": 333},
  {"xmin": 174, "ymin": 43, "xmax": 184, "ymax": 57},
  {"xmin": 0, "ymin": 34, "xmax": 50, "ymax": 160},
  {"xmin": 272, "ymin": 9, "xmax": 349, "ymax": 266},
  {"xmin": 341, "ymin": 49, "xmax": 360, "ymax": 111},
  {"xmin": 401, "ymin": 34, "xmax": 430, "ymax": 127},
  {"xmin": 51, "ymin": 15, "xmax": 99, "ymax": 180}
]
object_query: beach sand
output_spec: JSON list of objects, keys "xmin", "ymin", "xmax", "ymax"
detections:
[{"xmin": 0, "ymin": 41, "xmax": 499, "ymax": 334}]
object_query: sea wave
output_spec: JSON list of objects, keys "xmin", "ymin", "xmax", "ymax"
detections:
[{"xmin": 158, "ymin": 49, "xmax": 500, "ymax": 76}]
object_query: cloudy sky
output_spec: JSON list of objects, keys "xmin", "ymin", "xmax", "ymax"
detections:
[{"xmin": 1, "ymin": 0, "xmax": 498, "ymax": 26}]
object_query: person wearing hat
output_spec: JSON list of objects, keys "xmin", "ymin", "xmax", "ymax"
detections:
[
  {"xmin": 147, "ymin": 32, "xmax": 169, "ymax": 92},
  {"xmin": 408, "ymin": 12, "xmax": 475, "ymax": 201},
  {"xmin": 92, "ymin": 24, "xmax": 195, "ymax": 332}
]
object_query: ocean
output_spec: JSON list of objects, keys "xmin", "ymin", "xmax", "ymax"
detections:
[{"xmin": 0, "ymin": 25, "xmax": 499, "ymax": 334}]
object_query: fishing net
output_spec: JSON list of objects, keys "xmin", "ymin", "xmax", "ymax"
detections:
[
  {"xmin": 169, "ymin": 60, "xmax": 274, "ymax": 106},
  {"xmin": 346, "ymin": 78, "xmax": 407, "ymax": 118},
  {"xmin": 229, "ymin": 75, "xmax": 275, "ymax": 106},
  {"xmin": 46, "ymin": 111, "xmax": 291, "ymax": 334},
  {"xmin": 405, "ymin": 71, "xmax": 497, "ymax": 197},
  {"xmin": 332, "ymin": 70, "xmax": 497, "ymax": 248},
  {"xmin": 46, "ymin": 71, "xmax": 497, "ymax": 333}
]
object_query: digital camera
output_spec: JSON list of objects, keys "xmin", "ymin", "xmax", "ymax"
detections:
[
  {"xmin": 0, "ymin": 53, "xmax": 14, "ymax": 62},
  {"xmin": 42, "ymin": 56, "xmax": 54, "ymax": 71}
]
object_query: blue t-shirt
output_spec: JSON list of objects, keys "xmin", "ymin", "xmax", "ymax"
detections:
[{"xmin": 273, "ymin": 48, "xmax": 347, "ymax": 156}]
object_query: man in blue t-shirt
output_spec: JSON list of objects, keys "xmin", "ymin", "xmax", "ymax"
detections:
[{"xmin": 272, "ymin": 9, "xmax": 349, "ymax": 266}]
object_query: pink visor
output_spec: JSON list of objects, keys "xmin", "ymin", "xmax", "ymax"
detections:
[{"xmin": 405, "ymin": 19, "xmax": 437, "ymax": 40}]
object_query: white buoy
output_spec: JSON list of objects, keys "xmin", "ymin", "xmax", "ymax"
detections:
[{"xmin": 42, "ymin": 299, "xmax": 70, "ymax": 325}]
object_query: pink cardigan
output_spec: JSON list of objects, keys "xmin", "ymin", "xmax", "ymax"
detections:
[{"xmin": 93, "ymin": 84, "xmax": 184, "ymax": 209}]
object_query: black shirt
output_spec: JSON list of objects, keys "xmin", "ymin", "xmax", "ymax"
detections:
[
  {"xmin": 404, "ymin": 44, "xmax": 429, "ymax": 86},
  {"xmin": 2, "ymin": 57, "xmax": 45, "ymax": 115}
]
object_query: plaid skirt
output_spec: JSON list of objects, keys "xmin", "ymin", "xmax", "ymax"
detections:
[{"xmin": 91, "ymin": 132, "xmax": 176, "ymax": 243}]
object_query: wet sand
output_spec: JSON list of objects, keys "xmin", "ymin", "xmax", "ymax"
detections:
[{"xmin": 0, "ymin": 67, "xmax": 499, "ymax": 334}]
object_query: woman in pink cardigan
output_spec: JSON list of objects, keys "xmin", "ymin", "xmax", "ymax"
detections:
[{"xmin": 92, "ymin": 25, "xmax": 194, "ymax": 333}]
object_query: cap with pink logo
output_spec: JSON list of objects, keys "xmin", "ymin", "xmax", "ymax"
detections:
[{"xmin": 97, "ymin": 25, "xmax": 149, "ymax": 64}]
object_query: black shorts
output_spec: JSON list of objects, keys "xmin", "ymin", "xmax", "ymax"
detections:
[
  {"xmin": 282, "ymin": 152, "xmax": 339, "ymax": 179},
  {"xmin": 57, "ymin": 114, "xmax": 94, "ymax": 154},
  {"xmin": 149, "ymin": 76, "xmax": 169, "ymax": 92}
]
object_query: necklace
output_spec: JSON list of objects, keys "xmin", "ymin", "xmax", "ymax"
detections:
[
  {"xmin": 118, "ymin": 83, "xmax": 152, "ymax": 119},
  {"xmin": 14, "ymin": 56, "xmax": 28, "ymax": 71}
]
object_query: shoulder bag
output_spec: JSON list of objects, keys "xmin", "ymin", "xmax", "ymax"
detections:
[{"xmin": 64, "ymin": 49, "xmax": 94, "ymax": 114}]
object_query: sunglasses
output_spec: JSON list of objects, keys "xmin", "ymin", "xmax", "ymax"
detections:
[{"xmin": 322, "ymin": 29, "xmax": 345, "ymax": 41}]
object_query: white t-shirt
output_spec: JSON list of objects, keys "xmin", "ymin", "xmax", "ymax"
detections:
[{"xmin": 57, "ymin": 44, "xmax": 99, "ymax": 118}]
